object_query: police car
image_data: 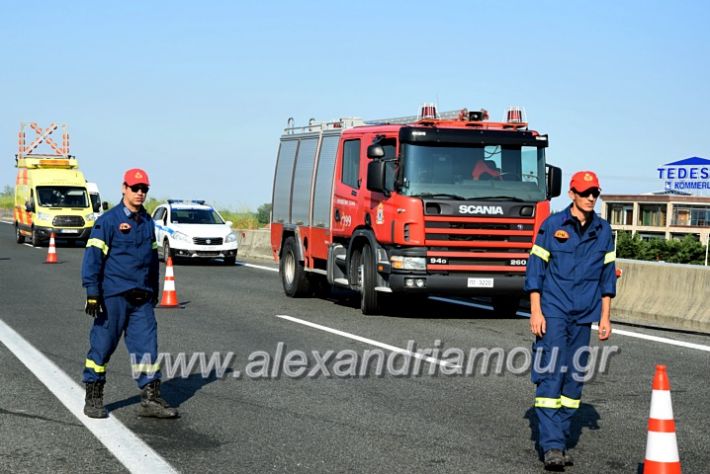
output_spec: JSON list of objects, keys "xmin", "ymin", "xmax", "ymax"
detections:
[{"xmin": 152, "ymin": 200, "xmax": 238, "ymax": 265}]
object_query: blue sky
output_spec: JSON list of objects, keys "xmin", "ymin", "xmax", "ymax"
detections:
[{"xmin": 2, "ymin": 1, "xmax": 709, "ymax": 210}]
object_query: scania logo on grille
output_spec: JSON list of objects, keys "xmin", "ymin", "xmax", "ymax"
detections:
[
  {"xmin": 458, "ymin": 205, "xmax": 504, "ymax": 215},
  {"xmin": 205, "ymin": 239, "xmax": 211, "ymax": 244}
]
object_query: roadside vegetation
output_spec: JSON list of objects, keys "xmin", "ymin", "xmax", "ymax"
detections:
[
  {"xmin": 0, "ymin": 186, "xmax": 271, "ymax": 230},
  {"xmin": 616, "ymin": 231, "xmax": 707, "ymax": 265}
]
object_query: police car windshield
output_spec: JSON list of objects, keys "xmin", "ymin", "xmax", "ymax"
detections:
[
  {"xmin": 400, "ymin": 143, "xmax": 546, "ymax": 202},
  {"xmin": 170, "ymin": 208, "xmax": 224, "ymax": 224},
  {"xmin": 36, "ymin": 186, "xmax": 89, "ymax": 208}
]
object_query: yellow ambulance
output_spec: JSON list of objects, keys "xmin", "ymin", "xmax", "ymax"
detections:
[{"xmin": 14, "ymin": 123, "xmax": 97, "ymax": 246}]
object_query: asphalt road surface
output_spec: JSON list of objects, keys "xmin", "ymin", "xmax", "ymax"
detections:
[{"xmin": 1, "ymin": 221, "xmax": 708, "ymax": 473}]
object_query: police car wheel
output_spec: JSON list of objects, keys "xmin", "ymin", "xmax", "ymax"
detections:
[
  {"xmin": 224, "ymin": 256, "xmax": 236, "ymax": 266},
  {"xmin": 15, "ymin": 226, "xmax": 25, "ymax": 244},
  {"xmin": 162, "ymin": 240, "xmax": 173, "ymax": 262}
]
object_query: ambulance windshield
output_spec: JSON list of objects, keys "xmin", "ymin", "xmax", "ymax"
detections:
[
  {"xmin": 399, "ymin": 143, "xmax": 546, "ymax": 202},
  {"xmin": 36, "ymin": 186, "xmax": 90, "ymax": 208}
]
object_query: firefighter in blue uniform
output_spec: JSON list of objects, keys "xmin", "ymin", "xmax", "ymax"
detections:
[
  {"xmin": 525, "ymin": 171, "xmax": 616, "ymax": 470},
  {"xmin": 81, "ymin": 168, "xmax": 178, "ymax": 419}
]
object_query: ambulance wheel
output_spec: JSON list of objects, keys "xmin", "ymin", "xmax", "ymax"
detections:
[
  {"xmin": 280, "ymin": 236, "xmax": 311, "ymax": 297},
  {"xmin": 492, "ymin": 296, "xmax": 520, "ymax": 318},
  {"xmin": 31, "ymin": 228, "xmax": 42, "ymax": 247},
  {"xmin": 15, "ymin": 226, "xmax": 25, "ymax": 244},
  {"xmin": 359, "ymin": 244, "xmax": 383, "ymax": 315}
]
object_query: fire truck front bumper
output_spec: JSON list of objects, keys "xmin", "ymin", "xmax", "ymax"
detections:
[{"xmin": 387, "ymin": 273, "xmax": 525, "ymax": 296}]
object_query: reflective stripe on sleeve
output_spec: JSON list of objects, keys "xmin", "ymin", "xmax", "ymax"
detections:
[
  {"xmin": 560, "ymin": 395, "xmax": 581, "ymax": 409},
  {"xmin": 530, "ymin": 245, "xmax": 550, "ymax": 262},
  {"xmin": 152, "ymin": 241, "xmax": 159, "ymax": 250},
  {"xmin": 534, "ymin": 397, "xmax": 561, "ymax": 409},
  {"xmin": 604, "ymin": 251, "xmax": 616, "ymax": 264},
  {"xmin": 87, "ymin": 238, "xmax": 109, "ymax": 255},
  {"xmin": 85, "ymin": 359, "xmax": 106, "ymax": 373}
]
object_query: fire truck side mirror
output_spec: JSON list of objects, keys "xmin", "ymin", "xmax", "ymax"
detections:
[
  {"xmin": 367, "ymin": 145, "xmax": 385, "ymax": 159},
  {"xmin": 546, "ymin": 165, "xmax": 562, "ymax": 199},
  {"xmin": 367, "ymin": 160, "xmax": 389, "ymax": 196}
]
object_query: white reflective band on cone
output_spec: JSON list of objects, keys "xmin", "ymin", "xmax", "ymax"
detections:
[
  {"xmin": 645, "ymin": 432, "xmax": 680, "ymax": 462},
  {"xmin": 163, "ymin": 280, "xmax": 175, "ymax": 291},
  {"xmin": 166, "ymin": 266, "xmax": 174, "ymax": 277},
  {"xmin": 650, "ymin": 390, "xmax": 674, "ymax": 420}
]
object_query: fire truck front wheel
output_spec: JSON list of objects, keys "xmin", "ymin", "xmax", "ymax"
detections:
[
  {"xmin": 280, "ymin": 237, "xmax": 311, "ymax": 297},
  {"xmin": 359, "ymin": 244, "xmax": 384, "ymax": 315}
]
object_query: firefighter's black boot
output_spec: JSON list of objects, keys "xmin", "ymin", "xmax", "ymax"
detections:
[
  {"xmin": 84, "ymin": 381, "xmax": 108, "ymax": 419},
  {"xmin": 138, "ymin": 380, "xmax": 179, "ymax": 418}
]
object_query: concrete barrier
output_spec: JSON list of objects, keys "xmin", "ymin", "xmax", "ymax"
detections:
[
  {"xmin": 613, "ymin": 258, "xmax": 710, "ymax": 334},
  {"xmin": 235, "ymin": 229, "xmax": 273, "ymax": 260}
]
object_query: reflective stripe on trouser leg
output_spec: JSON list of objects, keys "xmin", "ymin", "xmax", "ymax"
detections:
[
  {"xmin": 123, "ymin": 299, "xmax": 160, "ymax": 388},
  {"xmin": 559, "ymin": 322, "xmax": 592, "ymax": 441},
  {"xmin": 83, "ymin": 295, "xmax": 129, "ymax": 383},
  {"xmin": 532, "ymin": 317, "xmax": 570, "ymax": 451}
]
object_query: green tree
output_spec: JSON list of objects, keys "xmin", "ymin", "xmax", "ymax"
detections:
[{"xmin": 256, "ymin": 202, "xmax": 272, "ymax": 225}]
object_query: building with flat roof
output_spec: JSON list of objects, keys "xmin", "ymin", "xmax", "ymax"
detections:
[{"xmin": 600, "ymin": 191, "xmax": 710, "ymax": 244}]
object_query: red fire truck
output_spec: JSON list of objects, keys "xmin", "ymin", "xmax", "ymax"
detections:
[{"xmin": 270, "ymin": 105, "xmax": 562, "ymax": 315}]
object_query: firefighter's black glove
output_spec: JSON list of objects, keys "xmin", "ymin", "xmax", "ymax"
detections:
[{"xmin": 85, "ymin": 296, "xmax": 103, "ymax": 317}]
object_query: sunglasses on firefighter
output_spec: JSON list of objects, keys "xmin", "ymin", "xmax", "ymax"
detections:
[
  {"xmin": 126, "ymin": 184, "xmax": 150, "ymax": 193},
  {"xmin": 574, "ymin": 188, "xmax": 600, "ymax": 198}
]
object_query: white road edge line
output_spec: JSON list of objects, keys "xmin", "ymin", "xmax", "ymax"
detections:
[
  {"xmin": 238, "ymin": 262, "xmax": 278, "ymax": 272},
  {"xmin": 0, "ymin": 319, "xmax": 178, "ymax": 474},
  {"xmin": 241, "ymin": 261, "xmax": 710, "ymax": 352},
  {"xmin": 276, "ymin": 314, "xmax": 461, "ymax": 369}
]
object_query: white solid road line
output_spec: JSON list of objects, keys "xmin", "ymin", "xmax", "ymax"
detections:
[
  {"xmin": 0, "ymin": 319, "xmax": 178, "ymax": 474},
  {"xmin": 276, "ymin": 314, "xmax": 461, "ymax": 369},
  {"xmin": 236, "ymin": 264, "xmax": 710, "ymax": 354}
]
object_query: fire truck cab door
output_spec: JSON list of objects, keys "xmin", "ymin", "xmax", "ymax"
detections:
[{"xmin": 332, "ymin": 138, "xmax": 362, "ymax": 236}]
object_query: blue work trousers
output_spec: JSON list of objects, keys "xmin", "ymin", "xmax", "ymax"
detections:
[
  {"xmin": 83, "ymin": 294, "xmax": 160, "ymax": 388},
  {"xmin": 532, "ymin": 318, "xmax": 592, "ymax": 452}
]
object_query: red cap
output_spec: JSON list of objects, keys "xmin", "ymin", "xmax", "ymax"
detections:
[
  {"xmin": 123, "ymin": 168, "xmax": 150, "ymax": 186},
  {"xmin": 570, "ymin": 170, "xmax": 600, "ymax": 192}
]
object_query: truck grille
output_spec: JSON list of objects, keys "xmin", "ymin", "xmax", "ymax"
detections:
[
  {"xmin": 52, "ymin": 215, "xmax": 85, "ymax": 227},
  {"xmin": 424, "ymin": 216, "xmax": 534, "ymax": 273},
  {"xmin": 193, "ymin": 237, "xmax": 223, "ymax": 246}
]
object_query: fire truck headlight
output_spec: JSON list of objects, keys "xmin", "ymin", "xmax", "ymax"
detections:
[
  {"xmin": 390, "ymin": 256, "xmax": 426, "ymax": 271},
  {"xmin": 225, "ymin": 232, "xmax": 237, "ymax": 243}
]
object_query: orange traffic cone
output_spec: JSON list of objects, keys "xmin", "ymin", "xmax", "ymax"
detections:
[
  {"xmin": 45, "ymin": 232, "xmax": 58, "ymax": 264},
  {"xmin": 158, "ymin": 257, "xmax": 179, "ymax": 308},
  {"xmin": 643, "ymin": 365, "xmax": 681, "ymax": 473}
]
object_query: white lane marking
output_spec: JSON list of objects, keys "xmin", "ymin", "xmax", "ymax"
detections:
[
  {"xmin": 276, "ymin": 314, "xmax": 460, "ymax": 369},
  {"xmin": 245, "ymin": 263, "xmax": 710, "ymax": 353},
  {"xmin": 238, "ymin": 261, "xmax": 278, "ymax": 272},
  {"xmin": 0, "ymin": 220, "xmax": 13, "ymax": 224},
  {"xmin": 432, "ymin": 296, "xmax": 710, "ymax": 353},
  {"xmin": 0, "ymin": 319, "xmax": 178, "ymax": 474}
]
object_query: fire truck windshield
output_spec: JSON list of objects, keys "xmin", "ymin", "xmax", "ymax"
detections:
[{"xmin": 399, "ymin": 143, "xmax": 546, "ymax": 202}]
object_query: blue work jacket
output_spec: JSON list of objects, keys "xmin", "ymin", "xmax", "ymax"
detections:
[
  {"xmin": 82, "ymin": 203, "xmax": 159, "ymax": 298},
  {"xmin": 524, "ymin": 205, "xmax": 617, "ymax": 323}
]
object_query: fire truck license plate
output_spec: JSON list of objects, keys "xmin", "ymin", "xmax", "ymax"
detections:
[{"xmin": 467, "ymin": 278, "xmax": 494, "ymax": 288}]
